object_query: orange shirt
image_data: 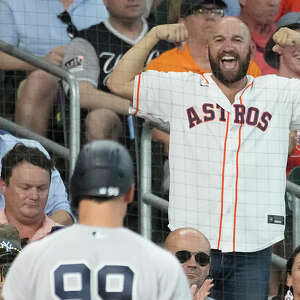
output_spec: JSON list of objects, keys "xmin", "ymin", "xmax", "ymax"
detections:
[{"xmin": 146, "ymin": 42, "xmax": 262, "ymax": 77}]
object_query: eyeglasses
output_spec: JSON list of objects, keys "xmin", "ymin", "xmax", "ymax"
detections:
[
  {"xmin": 175, "ymin": 250, "xmax": 210, "ymax": 266},
  {"xmin": 57, "ymin": 10, "xmax": 78, "ymax": 39},
  {"xmin": 193, "ymin": 7, "xmax": 224, "ymax": 17}
]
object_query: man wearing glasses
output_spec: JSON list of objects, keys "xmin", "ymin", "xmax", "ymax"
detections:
[{"xmin": 165, "ymin": 227, "xmax": 214, "ymax": 300}]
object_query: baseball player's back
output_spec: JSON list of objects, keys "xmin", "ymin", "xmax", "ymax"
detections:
[{"xmin": 3, "ymin": 224, "xmax": 191, "ymax": 300}]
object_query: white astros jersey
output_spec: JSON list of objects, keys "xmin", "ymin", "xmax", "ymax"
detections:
[
  {"xmin": 132, "ymin": 71, "xmax": 300, "ymax": 253},
  {"xmin": 2, "ymin": 224, "xmax": 191, "ymax": 300}
]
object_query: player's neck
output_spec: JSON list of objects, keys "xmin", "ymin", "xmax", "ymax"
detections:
[
  {"xmin": 79, "ymin": 200, "xmax": 125, "ymax": 227},
  {"xmin": 107, "ymin": 16, "xmax": 144, "ymax": 41},
  {"xmin": 212, "ymin": 75, "xmax": 249, "ymax": 104}
]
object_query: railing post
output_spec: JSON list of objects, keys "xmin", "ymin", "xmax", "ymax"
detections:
[
  {"xmin": 292, "ymin": 194, "xmax": 300, "ymax": 248},
  {"xmin": 139, "ymin": 122, "xmax": 152, "ymax": 239}
]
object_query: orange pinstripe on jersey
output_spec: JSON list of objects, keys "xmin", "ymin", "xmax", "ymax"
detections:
[
  {"xmin": 218, "ymin": 112, "xmax": 230, "ymax": 250},
  {"xmin": 233, "ymin": 83, "xmax": 254, "ymax": 251},
  {"xmin": 133, "ymin": 73, "xmax": 142, "ymax": 116}
]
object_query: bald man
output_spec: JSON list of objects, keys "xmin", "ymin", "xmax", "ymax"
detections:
[
  {"xmin": 165, "ymin": 228, "xmax": 214, "ymax": 300},
  {"xmin": 107, "ymin": 16, "xmax": 300, "ymax": 300}
]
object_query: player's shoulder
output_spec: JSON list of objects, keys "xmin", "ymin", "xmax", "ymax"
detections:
[{"xmin": 124, "ymin": 229, "xmax": 182, "ymax": 268}]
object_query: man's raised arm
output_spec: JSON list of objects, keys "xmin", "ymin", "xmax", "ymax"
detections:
[{"xmin": 107, "ymin": 24, "xmax": 188, "ymax": 101}]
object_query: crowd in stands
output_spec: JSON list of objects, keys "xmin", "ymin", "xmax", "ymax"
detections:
[{"xmin": 0, "ymin": 0, "xmax": 300, "ymax": 299}]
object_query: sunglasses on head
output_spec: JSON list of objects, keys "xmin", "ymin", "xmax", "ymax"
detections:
[
  {"xmin": 175, "ymin": 250, "xmax": 210, "ymax": 266},
  {"xmin": 57, "ymin": 10, "xmax": 78, "ymax": 39}
]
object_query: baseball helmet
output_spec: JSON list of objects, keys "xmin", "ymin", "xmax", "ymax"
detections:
[{"xmin": 70, "ymin": 140, "xmax": 134, "ymax": 209}]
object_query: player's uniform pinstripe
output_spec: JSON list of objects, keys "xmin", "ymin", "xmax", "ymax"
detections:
[
  {"xmin": 131, "ymin": 71, "xmax": 300, "ymax": 253},
  {"xmin": 3, "ymin": 225, "xmax": 191, "ymax": 300}
]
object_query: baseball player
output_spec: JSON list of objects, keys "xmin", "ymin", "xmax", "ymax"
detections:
[
  {"xmin": 107, "ymin": 17, "xmax": 300, "ymax": 300},
  {"xmin": 2, "ymin": 140, "xmax": 191, "ymax": 300}
]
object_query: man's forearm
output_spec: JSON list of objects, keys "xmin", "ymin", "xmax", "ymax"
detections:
[
  {"xmin": 80, "ymin": 82, "xmax": 131, "ymax": 115},
  {"xmin": 108, "ymin": 24, "xmax": 188, "ymax": 100},
  {"xmin": 107, "ymin": 27, "xmax": 160, "ymax": 99},
  {"xmin": 0, "ymin": 52, "xmax": 36, "ymax": 71},
  {"xmin": 49, "ymin": 210, "xmax": 74, "ymax": 226}
]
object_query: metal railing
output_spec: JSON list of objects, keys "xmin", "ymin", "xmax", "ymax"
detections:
[{"xmin": 0, "ymin": 40, "xmax": 80, "ymax": 174}]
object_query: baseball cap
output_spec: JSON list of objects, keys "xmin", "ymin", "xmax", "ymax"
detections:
[
  {"xmin": 265, "ymin": 12, "xmax": 300, "ymax": 69},
  {"xmin": 0, "ymin": 224, "xmax": 21, "ymax": 263},
  {"xmin": 180, "ymin": 0, "xmax": 227, "ymax": 18},
  {"xmin": 71, "ymin": 140, "xmax": 134, "ymax": 207}
]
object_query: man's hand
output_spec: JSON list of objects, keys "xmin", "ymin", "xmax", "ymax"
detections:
[
  {"xmin": 44, "ymin": 45, "xmax": 67, "ymax": 65},
  {"xmin": 273, "ymin": 27, "xmax": 300, "ymax": 50},
  {"xmin": 191, "ymin": 279, "xmax": 214, "ymax": 300},
  {"xmin": 152, "ymin": 24, "xmax": 188, "ymax": 44}
]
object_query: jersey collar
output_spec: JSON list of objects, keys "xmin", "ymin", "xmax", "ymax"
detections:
[{"xmin": 103, "ymin": 17, "xmax": 148, "ymax": 46}]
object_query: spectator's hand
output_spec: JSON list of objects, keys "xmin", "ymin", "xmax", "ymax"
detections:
[
  {"xmin": 45, "ymin": 46, "xmax": 67, "ymax": 65},
  {"xmin": 191, "ymin": 279, "xmax": 214, "ymax": 300},
  {"xmin": 272, "ymin": 27, "xmax": 300, "ymax": 51},
  {"xmin": 152, "ymin": 24, "xmax": 188, "ymax": 44}
]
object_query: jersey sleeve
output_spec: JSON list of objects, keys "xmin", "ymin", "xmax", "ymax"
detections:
[
  {"xmin": 157, "ymin": 254, "xmax": 192, "ymax": 300},
  {"xmin": 131, "ymin": 70, "xmax": 184, "ymax": 124},
  {"xmin": 2, "ymin": 246, "xmax": 35, "ymax": 299},
  {"xmin": 0, "ymin": 1, "xmax": 18, "ymax": 46},
  {"xmin": 63, "ymin": 37, "xmax": 99, "ymax": 87}
]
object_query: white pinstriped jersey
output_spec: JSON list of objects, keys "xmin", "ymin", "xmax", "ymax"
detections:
[
  {"xmin": 132, "ymin": 71, "xmax": 300, "ymax": 253},
  {"xmin": 3, "ymin": 225, "xmax": 191, "ymax": 300}
]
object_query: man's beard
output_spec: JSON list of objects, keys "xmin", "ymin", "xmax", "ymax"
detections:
[{"xmin": 209, "ymin": 47, "xmax": 251, "ymax": 86}]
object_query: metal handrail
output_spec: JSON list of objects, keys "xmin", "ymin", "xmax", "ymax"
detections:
[{"xmin": 0, "ymin": 40, "xmax": 80, "ymax": 174}]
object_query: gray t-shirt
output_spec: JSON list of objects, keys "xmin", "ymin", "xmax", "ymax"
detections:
[{"xmin": 3, "ymin": 224, "xmax": 192, "ymax": 300}]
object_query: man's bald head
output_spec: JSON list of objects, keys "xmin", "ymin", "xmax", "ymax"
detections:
[
  {"xmin": 165, "ymin": 227, "xmax": 210, "ymax": 254},
  {"xmin": 165, "ymin": 227, "xmax": 211, "ymax": 288},
  {"xmin": 211, "ymin": 17, "xmax": 252, "ymax": 43}
]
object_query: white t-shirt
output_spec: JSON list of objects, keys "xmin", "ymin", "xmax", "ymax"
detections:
[
  {"xmin": 3, "ymin": 224, "xmax": 191, "ymax": 300},
  {"xmin": 132, "ymin": 71, "xmax": 300, "ymax": 253}
]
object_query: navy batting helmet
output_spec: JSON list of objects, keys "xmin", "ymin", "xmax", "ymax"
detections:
[{"xmin": 70, "ymin": 140, "xmax": 134, "ymax": 209}]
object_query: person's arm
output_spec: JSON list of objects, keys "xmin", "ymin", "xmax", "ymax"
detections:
[
  {"xmin": 0, "ymin": 45, "xmax": 66, "ymax": 71},
  {"xmin": 79, "ymin": 82, "xmax": 131, "ymax": 115},
  {"xmin": 288, "ymin": 130, "xmax": 297, "ymax": 156},
  {"xmin": 107, "ymin": 23, "xmax": 188, "ymax": 101},
  {"xmin": 152, "ymin": 128, "xmax": 170, "ymax": 155},
  {"xmin": 49, "ymin": 210, "xmax": 73, "ymax": 226},
  {"xmin": 64, "ymin": 38, "xmax": 131, "ymax": 115}
]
